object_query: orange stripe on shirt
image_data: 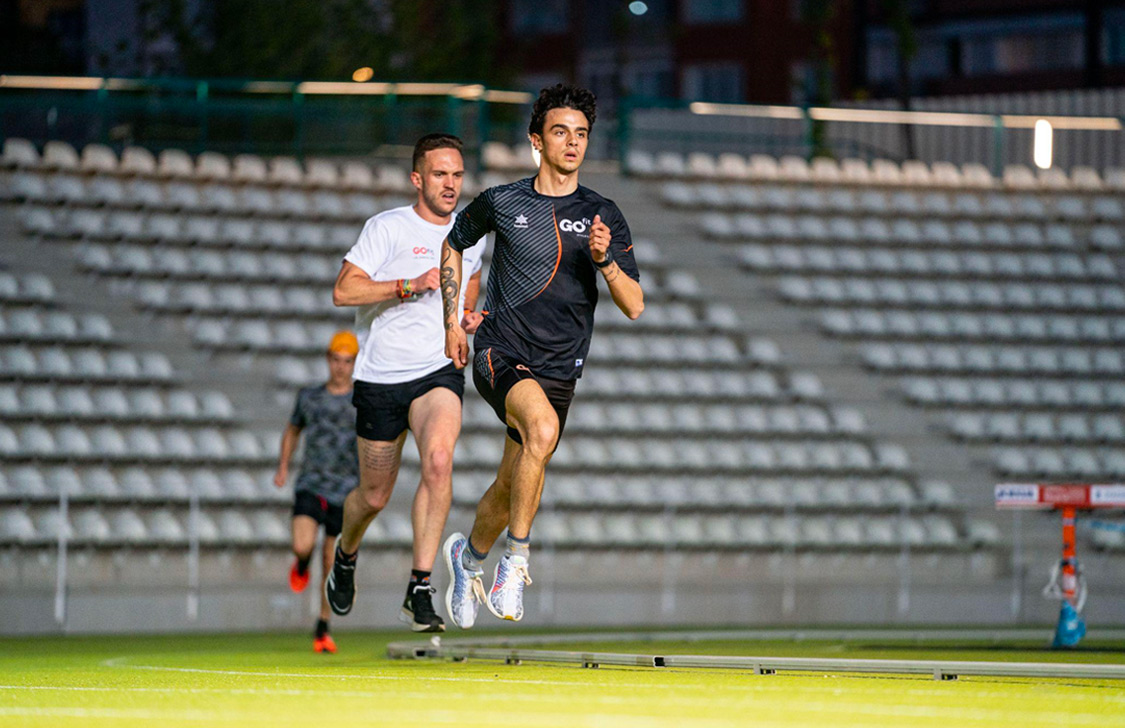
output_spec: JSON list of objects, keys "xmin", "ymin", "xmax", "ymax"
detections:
[{"xmin": 531, "ymin": 207, "xmax": 564, "ymax": 300}]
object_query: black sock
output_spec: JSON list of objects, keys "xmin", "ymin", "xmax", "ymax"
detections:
[
  {"xmin": 335, "ymin": 544, "xmax": 357, "ymax": 565},
  {"xmin": 407, "ymin": 569, "xmax": 431, "ymax": 597},
  {"xmin": 296, "ymin": 556, "xmax": 310, "ymax": 575},
  {"xmin": 315, "ymin": 619, "xmax": 329, "ymax": 638}
]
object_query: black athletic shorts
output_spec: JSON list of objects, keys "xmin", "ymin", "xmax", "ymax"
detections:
[
  {"xmin": 353, "ymin": 362, "xmax": 465, "ymax": 441},
  {"xmin": 472, "ymin": 346, "xmax": 577, "ymax": 445},
  {"xmin": 293, "ymin": 490, "xmax": 344, "ymax": 537}
]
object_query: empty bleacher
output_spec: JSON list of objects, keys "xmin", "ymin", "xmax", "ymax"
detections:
[
  {"xmin": 0, "ymin": 139, "xmax": 990, "ymax": 565},
  {"xmin": 626, "ymin": 148, "xmax": 1125, "ymax": 498}
]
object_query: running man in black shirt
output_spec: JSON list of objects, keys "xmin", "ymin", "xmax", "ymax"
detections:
[
  {"xmin": 274, "ymin": 330, "xmax": 359, "ymax": 653},
  {"xmin": 440, "ymin": 84, "xmax": 644, "ymax": 627}
]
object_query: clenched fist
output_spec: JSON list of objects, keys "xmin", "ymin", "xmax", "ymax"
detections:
[
  {"xmin": 412, "ymin": 267, "xmax": 441, "ymax": 294},
  {"xmin": 589, "ymin": 214, "xmax": 611, "ymax": 264},
  {"xmin": 461, "ymin": 310, "xmax": 484, "ymax": 335}
]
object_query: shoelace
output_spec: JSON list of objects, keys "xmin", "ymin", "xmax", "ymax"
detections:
[
  {"xmin": 512, "ymin": 563, "xmax": 533, "ymax": 587},
  {"xmin": 470, "ymin": 574, "xmax": 487, "ymax": 604}
]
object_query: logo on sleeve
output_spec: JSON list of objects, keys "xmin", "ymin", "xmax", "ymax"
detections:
[
  {"xmin": 575, "ymin": 358, "xmax": 584, "ymax": 367},
  {"xmin": 514, "ymin": 214, "xmax": 529, "ymax": 229}
]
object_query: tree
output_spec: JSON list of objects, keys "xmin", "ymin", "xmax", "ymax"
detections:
[{"xmin": 148, "ymin": 0, "xmax": 510, "ymax": 84}]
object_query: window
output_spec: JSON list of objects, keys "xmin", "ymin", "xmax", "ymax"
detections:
[
  {"xmin": 963, "ymin": 32, "xmax": 1082, "ymax": 76},
  {"xmin": 510, "ymin": 0, "xmax": 569, "ymax": 34},
  {"xmin": 629, "ymin": 66, "xmax": 675, "ymax": 99},
  {"xmin": 682, "ymin": 63, "xmax": 744, "ymax": 103},
  {"xmin": 683, "ymin": 0, "xmax": 743, "ymax": 25},
  {"xmin": 1107, "ymin": 9, "xmax": 1125, "ymax": 66}
]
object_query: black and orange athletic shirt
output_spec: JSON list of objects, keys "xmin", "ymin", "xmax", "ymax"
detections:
[{"xmin": 447, "ymin": 177, "xmax": 640, "ymax": 381}]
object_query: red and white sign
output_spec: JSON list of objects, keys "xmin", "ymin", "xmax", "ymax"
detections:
[
  {"xmin": 996, "ymin": 483, "xmax": 1125, "ymax": 509},
  {"xmin": 1091, "ymin": 485, "xmax": 1125, "ymax": 506},
  {"xmin": 995, "ymin": 484, "xmax": 1040, "ymax": 507}
]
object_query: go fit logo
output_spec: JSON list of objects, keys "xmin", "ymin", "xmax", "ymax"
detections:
[
  {"xmin": 412, "ymin": 246, "xmax": 433, "ymax": 256},
  {"xmin": 559, "ymin": 217, "xmax": 591, "ymax": 234}
]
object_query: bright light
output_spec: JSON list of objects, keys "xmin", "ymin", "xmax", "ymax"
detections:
[
  {"xmin": 1034, "ymin": 119, "xmax": 1053, "ymax": 170},
  {"xmin": 690, "ymin": 101, "xmax": 804, "ymax": 120},
  {"xmin": 629, "ymin": 1, "xmax": 648, "ymax": 15},
  {"xmin": 530, "ymin": 142, "xmax": 541, "ymax": 167},
  {"xmin": 352, "ymin": 67, "xmax": 374, "ymax": 83}
]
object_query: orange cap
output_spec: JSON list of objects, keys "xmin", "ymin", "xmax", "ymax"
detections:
[{"xmin": 328, "ymin": 330, "xmax": 359, "ymax": 356}]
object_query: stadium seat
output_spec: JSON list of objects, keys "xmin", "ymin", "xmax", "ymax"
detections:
[
  {"xmin": 189, "ymin": 151, "xmax": 228, "ymax": 180},
  {"xmin": 152, "ymin": 468, "xmax": 190, "ymax": 499},
  {"xmin": 73, "ymin": 508, "xmax": 112, "ymax": 543},
  {"xmin": 1070, "ymin": 166, "xmax": 1103, "ymax": 190},
  {"xmin": 109, "ymin": 509, "xmax": 149, "ymax": 543},
  {"xmin": 116, "ymin": 469, "xmax": 155, "ymax": 501},
  {"xmin": 2, "ymin": 138, "xmax": 39, "ymax": 168},
  {"xmin": 80, "ymin": 144, "xmax": 118, "ymax": 174},
  {"xmin": 333, "ymin": 163, "xmax": 375, "ymax": 195},
  {"xmin": 145, "ymin": 509, "xmax": 186, "ymax": 544},
  {"xmin": 158, "ymin": 427, "xmax": 196, "ymax": 459},
  {"xmin": 223, "ymin": 153, "xmax": 265, "ymax": 184},
  {"xmin": 0, "ymin": 508, "xmax": 38, "ymax": 544},
  {"xmin": 157, "ymin": 149, "xmax": 195, "ymax": 179},
  {"xmin": 302, "ymin": 159, "xmax": 338, "ymax": 189},
  {"xmin": 120, "ymin": 147, "xmax": 157, "ymax": 176},
  {"xmin": 187, "ymin": 510, "xmax": 220, "ymax": 544},
  {"xmin": 43, "ymin": 141, "xmax": 80, "ymax": 171},
  {"xmin": 9, "ymin": 466, "xmax": 48, "ymax": 497},
  {"xmin": 739, "ymin": 154, "xmax": 774, "ymax": 181},
  {"xmin": 251, "ymin": 512, "xmax": 288, "ymax": 544},
  {"xmin": 189, "ymin": 468, "xmax": 225, "ymax": 500}
]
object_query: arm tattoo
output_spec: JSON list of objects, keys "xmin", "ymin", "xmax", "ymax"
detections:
[
  {"xmin": 604, "ymin": 264, "xmax": 620, "ymax": 283},
  {"xmin": 440, "ymin": 248, "xmax": 459, "ymax": 330}
]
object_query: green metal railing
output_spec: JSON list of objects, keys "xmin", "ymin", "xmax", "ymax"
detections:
[
  {"xmin": 0, "ymin": 76, "xmax": 534, "ymax": 160},
  {"xmin": 2, "ymin": 75, "xmax": 1121, "ymax": 172}
]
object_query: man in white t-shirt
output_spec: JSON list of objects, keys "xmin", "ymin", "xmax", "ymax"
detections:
[{"xmin": 326, "ymin": 133, "xmax": 486, "ymax": 632}]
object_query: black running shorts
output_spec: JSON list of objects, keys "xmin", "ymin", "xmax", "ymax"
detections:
[
  {"xmin": 353, "ymin": 363, "xmax": 465, "ymax": 442},
  {"xmin": 472, "ymin": 346, "xmax": 576, "ymax": 445},
  {"xmin": 292, "ymin": 490, "xmax": 344, "ymax": 537}
]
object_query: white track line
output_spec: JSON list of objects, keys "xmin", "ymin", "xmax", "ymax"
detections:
[{"xmin": 100, "ymin": 656, "xmax": 688, "ymax": 689}]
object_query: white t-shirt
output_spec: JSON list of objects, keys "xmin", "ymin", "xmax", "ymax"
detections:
[{"xmin": 344, "ymin": 205, "xmax": 486, "ymax": 384}]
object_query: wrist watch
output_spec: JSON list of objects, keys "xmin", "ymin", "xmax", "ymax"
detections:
[{"xmin": 594, "ymin": 251, "xmax": 614, "ymax": 269}]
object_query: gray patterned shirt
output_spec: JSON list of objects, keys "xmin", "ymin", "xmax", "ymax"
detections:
[{"xmin": 290, "ymin": 385, "xmax": 359, "ymax": 505}]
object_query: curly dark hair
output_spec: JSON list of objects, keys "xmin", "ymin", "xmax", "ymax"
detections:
[{"xmin": 527, "ymin": 84, "xmax": 597, "ymax": 138}]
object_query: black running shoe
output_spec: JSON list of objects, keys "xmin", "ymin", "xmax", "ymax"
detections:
[
  {"xmin": 399, "ymin": 584, "xmax": 446, "ymax": 632},
  {"xmin": 325, "ymin": 549, "xmax": 356, "ymax": 616}
]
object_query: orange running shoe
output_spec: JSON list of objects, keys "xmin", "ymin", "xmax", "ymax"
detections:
[
  {"xmin": 313, "ymin": 634, "xmax": 337, "ymax": 654},
  {"xmin": 289, "ymin": 560, "xmax": 309, "ymax": 593}
]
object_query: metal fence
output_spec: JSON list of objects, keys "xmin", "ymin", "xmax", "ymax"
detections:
[
  {"xmin": 0, "ymin": 76, "xmax": 534, "ymax": 162},
  {"xmin": 3, "ymin": 74, "xmax": 1123, "ymax": 172},
  {"xmin": 622, "ymin": 90, "xmax": 1125, "ymax": 174}
]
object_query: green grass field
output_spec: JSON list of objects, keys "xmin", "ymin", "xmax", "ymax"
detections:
[{"xmin": 2, "ymin": 628, "xmax": 1124, "ymax": 727}]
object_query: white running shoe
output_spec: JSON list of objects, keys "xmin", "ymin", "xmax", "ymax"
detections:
[
  {"xmin": 442, "ymin": 532, "xmax": 485, "ymax": 629},
  {"xmin": 486, "ymin": 554, "xmax": 533, "ymax": 621}
]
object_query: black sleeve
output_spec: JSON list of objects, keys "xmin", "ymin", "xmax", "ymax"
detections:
[
  {"xmin": 603, "ymin": 203, "xmax": 640, "ymax": 282},
  {"xmin": 289, "ymin": 388, "xmax": 309, "ymax": 428},
  {"xmin": 448, "ymin": 189, "xmax": 495, "ymax": 253}
]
